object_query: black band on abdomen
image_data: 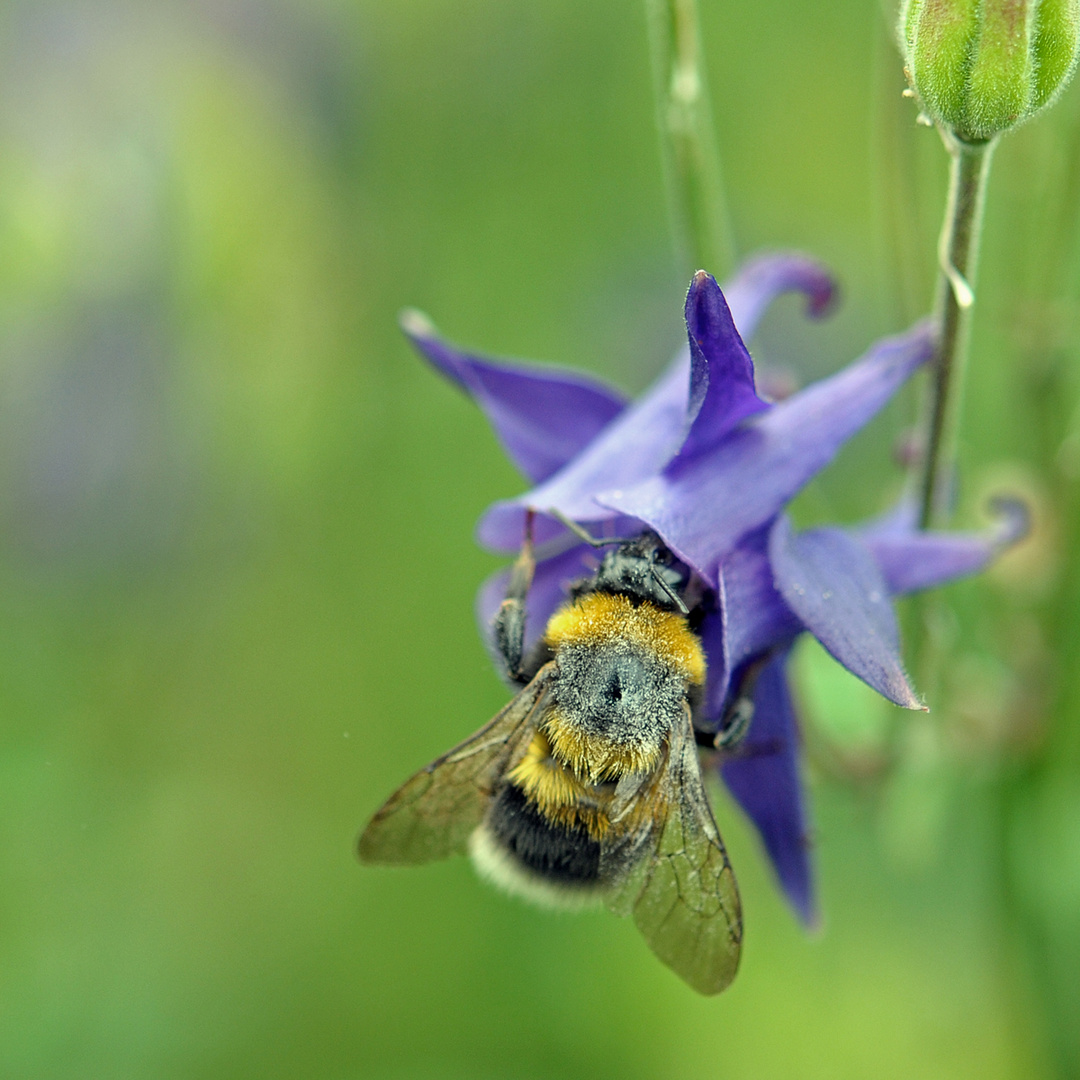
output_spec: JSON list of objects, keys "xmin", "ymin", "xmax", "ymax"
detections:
[{"xmin": 487, "ymin": 784, "xmax": 601, "ymax": 886}]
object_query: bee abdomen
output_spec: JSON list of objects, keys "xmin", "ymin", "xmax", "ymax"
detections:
[{"xmin": 485, "ymin": 783, "xmax": 601, "ymax": 886}]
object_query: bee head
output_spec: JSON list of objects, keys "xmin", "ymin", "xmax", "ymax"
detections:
[{"xmin": 575, "ymin": 533, "xmax": 689, "ymax": 613}]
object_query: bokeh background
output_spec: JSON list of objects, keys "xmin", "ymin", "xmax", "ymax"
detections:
[{"xmin": 1, "ymin": 1, "xmax": 1078, "ymax": 1077}]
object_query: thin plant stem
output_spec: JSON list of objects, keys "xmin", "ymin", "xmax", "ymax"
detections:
[
  {"xmin": 908, "ymin": 133, "xmax": 995, "ymax": 780},
  {"xmin": 645, "ymin": 0, "xmax": 736, "ymax": 281},
  {"xmin": 916, "ymin": 131, "xmax": 996, "ymax": 528}
]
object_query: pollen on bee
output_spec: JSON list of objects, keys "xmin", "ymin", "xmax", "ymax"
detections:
[{"xmin": 543, "ymin": 591, "xmax": 706, "ymax": 685}]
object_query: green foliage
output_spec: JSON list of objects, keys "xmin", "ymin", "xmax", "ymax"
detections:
[{"xmin": 0, "ymin": 0, "xmax": 1076, "ymax": 1077}]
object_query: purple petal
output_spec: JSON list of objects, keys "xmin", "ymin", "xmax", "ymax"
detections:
[
  {"xmin": 696, "ymin": 601, "xmax": 729, "ymax": 731},
  {"xmin": 401, "ymin": 309, "xmax": 628, "ymax": 484},
  {"xmin": 476, "ymin": 358, "xmax": 688, "ymax": 548},
  {"xmin": 720, "ymin": 649, "xmax": 815, "ymax": 924},
  {"xmin": 680, "ymin": 272, "xmax": 769, "ymax": 457},
  {"xmin": 600, "ymin": 321, "xmax": 935, "ymax": 580},
  {"xmin": 476, "ymin": 258, "xmax": 842, "ymax": 551},
  {"xmin": 858, "ymin": 496, "xmax": 1030, "ymax": 595},
  {"xmin": 716, "ymin": 524, "xmax": 803, "ymax": 710},
  {"xmin": 696, "ymin": 524, "xmax": 803, "ymax": 726},
  {"xmin": 476, "ymin": 542, "xmax": 597, "ymax": 657},
  {"xmin": 723, "ymin": 252, "xmax": 836, "ymax": 340},
  {"xmin": 769, "ymin": 516, "xmax": 921, "ymax": 710}
]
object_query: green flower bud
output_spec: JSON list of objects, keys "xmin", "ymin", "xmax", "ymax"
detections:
[{"xmin": 900, "ymin": 0, "xmax": 1080, "ymax": 141}]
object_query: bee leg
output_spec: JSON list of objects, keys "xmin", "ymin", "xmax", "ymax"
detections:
[
  {"xmin": 714, "ymin": 696, "xmax": 754, "ymax": 751},
  {"xmin": 710, "ymin": 649, "xmax": 780, "ymax": 752},
  {"xmin": 492, "ymin": 511, "xmax": 536, "ymax": 684},
  {"xmin": 694, "ymin": 693, "xmax": 753, "ymax": 752}
]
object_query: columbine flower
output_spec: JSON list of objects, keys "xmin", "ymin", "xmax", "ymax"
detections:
[{"xmin": 401, "ymin": 253, "xmax": 1023, "ymax": 923}]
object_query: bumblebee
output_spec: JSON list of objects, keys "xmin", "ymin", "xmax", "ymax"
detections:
[{"xmin": 359, "ymin": 517, "xmax": 747, "ymax": 994}]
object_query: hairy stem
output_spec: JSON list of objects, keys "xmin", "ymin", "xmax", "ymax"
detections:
[
  {"xmin": 645, "ymin": 0, "xmax": 735, "ymax": 280},
  {"xmin": 916, "ymin": 131, "xmax": 995, "ymax": 528}
]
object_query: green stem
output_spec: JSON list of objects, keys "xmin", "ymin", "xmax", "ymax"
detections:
[
  {"xmin": 916, "ymin": 131, "xmax": 996, "ymax": 529},
  {"xmin": 645, "ymin": 0, "xmax": 736, "ymax": 280}
]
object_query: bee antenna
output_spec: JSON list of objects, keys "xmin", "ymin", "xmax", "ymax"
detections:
[
  {"xmin": 649, "ymin": 564, "xmax": 689, "ymax": 614},
  {"xmin": 546, "ymin": 508, "xmax": 636, "ymax": 549}
]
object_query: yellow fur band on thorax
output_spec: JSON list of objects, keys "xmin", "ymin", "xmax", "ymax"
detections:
[{"xmin": 542, "ymin": 591, "xmax": 706, "ymax": 686}]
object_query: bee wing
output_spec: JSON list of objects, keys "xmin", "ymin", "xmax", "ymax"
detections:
[
  {"xmin": 606, "ymin": 703, "xmax": 742, "ymax": 995},
  {"xmin": 358, "ymin": 664, "xmax": 554, "ymax": 865}
]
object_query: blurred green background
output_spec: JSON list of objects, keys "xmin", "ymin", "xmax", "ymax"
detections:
[{"xmin": 0, "ymin": 1, "xmax": 1077, "ymax": 1077}]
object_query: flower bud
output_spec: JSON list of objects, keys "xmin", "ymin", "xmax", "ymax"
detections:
[{"xmin": 899, "ymin": 0, "xmax": 1080, "ymax": 141}]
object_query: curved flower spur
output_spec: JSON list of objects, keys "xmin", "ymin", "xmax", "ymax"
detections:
[{"xmin": 360, "ymin": 253, "xmax": 1023, "ymax": 992}]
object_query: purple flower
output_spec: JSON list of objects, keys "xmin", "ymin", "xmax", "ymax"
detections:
[{"xmin": 402, "ymin": 252, "xmax": 1023, "ymax": 924}]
